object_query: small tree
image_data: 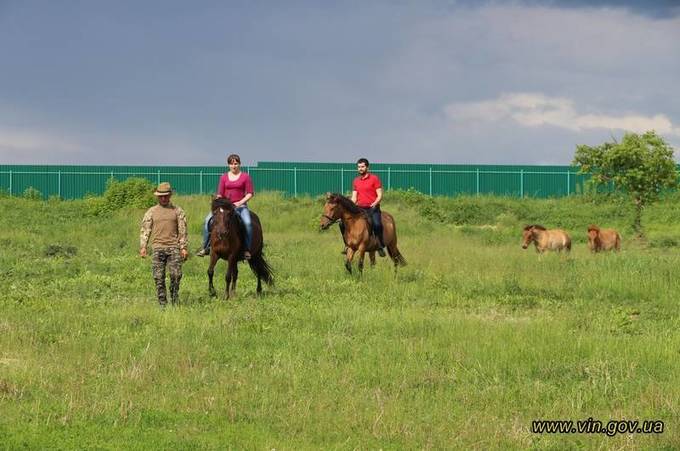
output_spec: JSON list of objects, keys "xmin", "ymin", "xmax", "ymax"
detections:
[{"xmin": 573, "ymin": 131, "xmax": 678, "ymax": 238}]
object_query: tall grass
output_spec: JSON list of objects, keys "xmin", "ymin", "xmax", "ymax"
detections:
[{"xmin": 1, "ymin": 192, "xmax": 679, "ymax": 449}]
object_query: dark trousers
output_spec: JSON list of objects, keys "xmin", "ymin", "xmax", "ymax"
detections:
[{"xmin": 339, "ymin": 205, "xmax": 384, "ymax": 248}]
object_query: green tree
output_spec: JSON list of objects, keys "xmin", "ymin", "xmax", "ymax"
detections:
[{"xmin": 573, "ymin": 131, "xmax": 678, "ymax": 237}]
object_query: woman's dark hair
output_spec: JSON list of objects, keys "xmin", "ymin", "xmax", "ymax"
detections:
[
  {"xmin": 227, "ymin": 154, "xmax": 241, "ymax": 164},
  {"xmin": 356, "ymin": 158, "xmax": 369, "ymax": 166}
]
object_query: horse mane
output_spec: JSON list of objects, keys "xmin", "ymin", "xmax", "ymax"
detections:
[
  {"xmin": 212, "ymin": 197, "xmax": 235, "ymax": 212},
  {"xmin": 329, "ymin": 193, "xmax": 363, "ymax": 215},
  {"xmin": 587, "ymin": 224, "xmax": 600, "ymax": 232},
  {"xmin": 524, "ymin": 224, "xmax": 546, "ymax": 231}
]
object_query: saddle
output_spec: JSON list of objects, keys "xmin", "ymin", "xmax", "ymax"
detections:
[{"xmin": 361, "ymin": 208, "xmax": 379, "ymax": 239}]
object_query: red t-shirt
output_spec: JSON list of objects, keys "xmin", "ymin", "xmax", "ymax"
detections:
[
  {"xmin": 217, "ymin": 172, "xmax": 254, "ymax": 203},
  {"xmin": 352, "ymin": 173, "xmax": 382, "ymax": 207}
]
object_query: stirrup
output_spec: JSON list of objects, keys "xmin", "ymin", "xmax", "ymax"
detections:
[
  {"xmin": 243, "ymin": 250, "xmax": 252, "ymax": 260},
  {"xmin": 377, "ymin": 247, "xmax": 386, "ymax": 257}
]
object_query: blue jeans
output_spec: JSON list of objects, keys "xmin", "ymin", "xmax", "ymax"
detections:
[{"xmin": 202, "ymin": 206, "xmax": 253, "ymax": 251}]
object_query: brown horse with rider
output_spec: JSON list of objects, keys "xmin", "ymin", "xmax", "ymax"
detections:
[{"xmin": 321, "ymin": 193, "xmax": 405, "ymax": 273}]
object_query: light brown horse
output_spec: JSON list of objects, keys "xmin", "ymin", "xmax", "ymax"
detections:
[
  {"xmin": 587, "ymin": 225, "xmax": 621, "ymax": 252},
  {"xmin": 320, "ymin": 193, "xmax": 406, "ymax": 273},
  {"xmin": 521, "ymin": 224, "xmax": 571, "ymax": 253}
]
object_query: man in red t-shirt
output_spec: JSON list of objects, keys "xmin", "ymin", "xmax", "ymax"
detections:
[{"xmin": 339, "ymin": 158, "xmax": 386, "ymax": 256}]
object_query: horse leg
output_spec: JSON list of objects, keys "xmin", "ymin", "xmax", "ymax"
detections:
[
  {"xmin": 231, "ymin": 260, "xmax": 239, "ymax": 298},
  {"xmin": 369, "ymin": 251, "xmax": 376, "ymax": 267},
  {"xmin": 345, "ymin": 248, "xmax": 355, "ymax": 274},
  {"xmin": 357, "ymin": 247, "xmax": 366, "ymax": 274},
  {"xmin": 207, "ymin": 254, "xmax": 218, "ymax": 297},
  {"xmin": 389, "ymin": 244, "xmax": 399, "ymax": 276},
  {"xmin": 385, "ymin": 240, "xmax": 405, "ymax": 271},
  {"xmin": 224, "ymin": 258, "xmax": 232, "ymax": 299}
]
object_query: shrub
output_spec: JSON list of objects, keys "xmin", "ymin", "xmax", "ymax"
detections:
[
  {"xmin": 386, "ymin": 188, "xmax": 430, "ymax": 205},
  {"xmin": 87, "ymin": 177, "xmax": 156, "ymax": 216},
  {"xmin": 22, "ymin": 187, "xmax": 43, "ymax": 200}
]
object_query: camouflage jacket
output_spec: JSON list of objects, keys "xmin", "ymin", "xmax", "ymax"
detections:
[{"xmin": 139, "ymin": 204, "xmax": 188, "ymax": 250}]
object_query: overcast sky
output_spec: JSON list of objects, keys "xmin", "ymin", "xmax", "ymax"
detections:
[{"xmin": 1, "ymin": 0, "xmax": 679, "ymax": 166}]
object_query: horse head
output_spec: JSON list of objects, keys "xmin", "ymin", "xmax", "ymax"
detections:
[
  {"xmin": 320, "ymin": 193, "xmax": 342, "ymax": 230},
  {"xmin": 587, "ymin": 224, "xmax": 601, "ymax": 251},
  {"xmin": 211, "ymin": 198, "xmax": 236, "ymax": 240},
  {"xmin": 521, "ymin": 224, "xmax": 545, "ymax": 249}
]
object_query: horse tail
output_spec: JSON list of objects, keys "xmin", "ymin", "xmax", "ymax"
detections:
[
  {"xmin": 249, "ymin": 253, "xmax": 274, "ymax": 286},
  {"xmin": 565, "ymin": 234, "xmax": 572, "ymax": 252},
  {"xmin": 387, "ymin": 245, "xmax": 407, "ymax": 266}
]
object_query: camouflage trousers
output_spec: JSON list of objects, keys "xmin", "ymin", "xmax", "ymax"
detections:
[{"xmin": 151, "ymin": 247, "xmax": 183, "ymax": 305}]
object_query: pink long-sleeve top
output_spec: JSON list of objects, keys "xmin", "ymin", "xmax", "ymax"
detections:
[{"xmin": 216, "ymin": 172, "xmax": 254, "ymax": 203}]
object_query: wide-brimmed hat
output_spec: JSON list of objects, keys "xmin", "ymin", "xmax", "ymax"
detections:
[{"xmin": 154, "ymin": 182, "xmax": 173, "ymax": 196}]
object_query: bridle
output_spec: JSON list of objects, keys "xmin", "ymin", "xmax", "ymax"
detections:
[{"xmin": 320, "ymin": 213, "xmax": 339, "ymax": 230}]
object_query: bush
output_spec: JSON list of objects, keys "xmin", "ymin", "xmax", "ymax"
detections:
[
  {"xmin": 387, "ymin": 188, "xmax": 430, "ymax": 204},
  {"xmin": 87, "ymin": 177, "xmax": 156, "ymax": 216},
  {"xmin": 22, "ymin": 187, "xmax": 43, "ymax": 200}
]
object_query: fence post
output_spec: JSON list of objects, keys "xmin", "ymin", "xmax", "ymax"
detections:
[
  {"xmin": 476, "ymin": 168, "xmax": 480, "ymax": 195},
  {"xmin": 200, "ymin": 171, "xmax": 203, "ymax": 195},
  {"xmin": 58, "ymin": 170, "xmax": 62, "ymax": 199},
  {"xmin": 520, "ymin": 169, "xmax": 524, "ymax": 197},
  {"xmin": 293, "ymin": 167, "xmax": 297, "ymax": 198},
  {"xmin": 387, "ymin": 167, "xmax": 391, "ymax": 191},
  {"xmin": 157, "ymin": 170, "xmax": 161, "ymax": 185},
  {"xmin": 340, "ymin": 167, "xmax": 344, "ymax": 194},
  {"xmin": 9, "ymin": 170, "xmax": 12, "ymax": 196},
  {"xmin": 566, "ymin": 170, "xmax": 570, "ymax": 196},
  {"xmin": 429, "ymin": 167, "xmax": 432, "ymax": 196}
]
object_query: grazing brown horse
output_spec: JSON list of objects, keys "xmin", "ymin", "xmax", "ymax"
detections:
[
  {"xmin": 320, "ymin": 193, "xmax": 406, "ymax": 273},
  {"xmin": 208, "ymin": 198, "xmax": 273, "ymax": 298},
  {"xmin": 587, "ymin": 225, "xmax": 621, "ymax": 252},
  {"xmin": 521, "ymin": 224, "xmax": 571, "ymax": 253}
]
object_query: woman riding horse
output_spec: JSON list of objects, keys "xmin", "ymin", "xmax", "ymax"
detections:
[
  {"xmin": 207, "ymin": 197, "xmax": 273, "ymax": 298},
  {"xmin": 197, "ymin": 154, "xmax": 254, "ymax": 260}
]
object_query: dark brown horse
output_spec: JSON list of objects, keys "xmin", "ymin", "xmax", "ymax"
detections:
[
  {"xmin": 320, "ymin": 193, "xmax": 406, "ymax": 273},
  {"xmin": 208, "ymin": 198, "xmax": 273, "ymax": 298}
]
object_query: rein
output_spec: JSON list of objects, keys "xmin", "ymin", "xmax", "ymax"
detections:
[{"xmin": 322, "ymin": 214, "xmax": 337, "ymax": 224}]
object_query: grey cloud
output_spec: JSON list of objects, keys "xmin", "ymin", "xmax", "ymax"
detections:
[
  {"xmin": 0, "ymin": 2, "xmax": 679, "ymax": 166},
  {"xmin": 454, "ymin": 0, "xmax": 680, "ymax": 18}
]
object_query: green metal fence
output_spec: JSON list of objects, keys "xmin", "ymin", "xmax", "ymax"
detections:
[{"xmin": 0, "ymin": 163, "xmax": 592, "ymax": 199}]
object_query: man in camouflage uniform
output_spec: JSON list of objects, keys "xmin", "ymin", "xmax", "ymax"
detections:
[{"xmin": 139, "ymin": 182, "xmax": 188, "ymax": 306}]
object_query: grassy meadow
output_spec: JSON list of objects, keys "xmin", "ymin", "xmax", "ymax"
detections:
[{"xmin": 2, "ymin": 189, "xmax": 680, "ymax": 449}]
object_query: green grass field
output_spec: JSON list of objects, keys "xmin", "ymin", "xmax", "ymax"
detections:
[{"xmin": 2, "ymin": 191, "xmax": 680, "ymax": 449}]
